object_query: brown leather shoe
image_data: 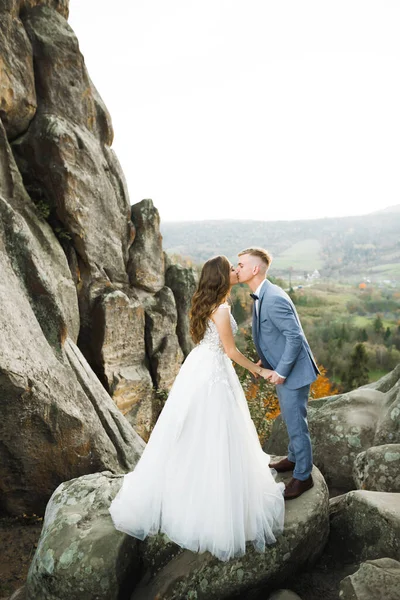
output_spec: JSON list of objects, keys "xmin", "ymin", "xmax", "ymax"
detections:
[
  {"xmin": 269, "ymin": 457, "xmax": 296, "ymax": 473},
  {"xmin": 284, "ymin": 475, "xmax": 314, "ymax": 500}
]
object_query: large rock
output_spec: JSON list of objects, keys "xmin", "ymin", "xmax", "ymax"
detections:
[
  {"xmin": 144, "ymin": 286, "xmax": 183, "ymax": 391},
  {"xmin": 327, "ymin": 490, "xmax": 400, "ymax": 563},
  {"xmin": 13, "ymin": 6, "xmax": 132, "ymax": 290},
  {"xmin": 24, "ymin": 467, "xmax": 329, "ymax": 600},
  {"xmin": 374, "ymin": 381, "xmax": 400, "ymax": 446},
  {"xmin": 90, "ymin": 289, "xmax": 154, "ymax": 441},
  {"xmin": 26, "ymin": 471, "xmax": 140, "ymax": 600},
  {"xmin": 128, "ymin": 199, "xmax": 165, "ymax": 293},
  {"xmin": 0, "ymin": 118, "xmax": 144, "ymax": 517},
  {"xmin": 339, "ymin": 558, "xmax": 400, "ymax": 600},
  {"xmin": 20, "ymin": 6, "xmax": 110, "ymax": 143},
  {"xmin": 264, "ymin": 366, "xmax": 400, "ymax": 491},
  {"xmin": 20, "ymin": 0, "xmax": 70, "ymax": 19},
  {"xmin": 131, "ymin": 466, "xmax": 329, "ymax": 599},
  {"xmin": 0, "ymin": 7, "xmax": 36, "ymax": 139},
  {"xmin": 12, "ymin": 7, "xmax": 134, "ymax": 361},
  {"xmin": 12, "ymin": 114, "xmax": 130, "ymax": 287},
  {"xmin": 353, "ymin": 444, "xmax": 400, "ymax": 492},
  {"xmin": 0, "ymin": 119, "xmax": 78, "ymax": 344},
  {"xmin": 165, "ymin": 261, "xmax": 197, "ymax": 357}
]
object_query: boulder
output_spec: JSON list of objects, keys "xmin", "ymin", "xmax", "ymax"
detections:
[
  {"xmin": 12, "ymin": 7, "xmax": 134, "ymax": 349},
  {"xmin": 264, "ymin": 375, "xmax": 399, "ymax": 491},
  {"xmin": 339, "ymin": 558, "xmax": 400, "ymax": 600},
  {"xmin": 353, "ymin": 444, "xmax": 400, "ymax": 492},
  {"xmin": 309, "ymin": 389, "xmax": 385, "ymax": 490},
  {"xmin": 0, "ymin": 119, "xmax": 144, "ymax": 516},
  {"xmin": 25, "ymin": 467, "xmax": 328, "ymax": 600},
  {"xmin": 20, "ymin": 0, "xmax": 70, "ymax": 19},
  {"xmin": 374, "ymin": 382, "xmax": 400, "ymax": 446},
  {"xmin": 12, "ymin": 114, "xmax": 130, "ymax": 287},
  {"xmin": 165, "ymin": 261, "xmax": 197, "ymax": 357},
  {"xmin": 90, "ymin": 289, "xmax": 154, "ymax": 441},
  {"xmin": 0, "ymin": 8, "xmax": 36, "ymax": 139},
  {"xmin": 128, "ymin": 199, "xmax": 165, "ymax": 293},
  {"xmin": 20, "ymin": 6, "xmax": 109, "ymax": 142},
  {"xmin": 131, "ymin": 466, "xmax": 329, "ymax": 600},
  {"xmin": 26, "ymin": 472, "xmax": 140, "ymax": 600},
  {"xmin": 0, "ymin": 119, "xmax": 79, "ymax": 344},
  {"xmin": 144, "ymin": 287, "xmax": 184, "ymax": 391},
  {"xmin": 327, "ymin": 490, "xmax": 400, "ymax": 563}
]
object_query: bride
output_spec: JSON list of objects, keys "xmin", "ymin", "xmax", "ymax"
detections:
[{"xmin": 109, "ymin": 255, "xmax": 285, "ymax": 561}]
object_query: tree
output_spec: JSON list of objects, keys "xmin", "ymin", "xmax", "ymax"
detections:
[
  {"xmin": 373, "ymin": 315, "xmax": 384, "ymax": 334},
  {"xmin": 310, "ymin": 365, "xmax": 338, "ymax": 399},
  {"xmin": 384, "ymin": 327, "xmax": 392, "ymax": 342},
  {"xmin": 357, "ymin": 328, "xmax": 368, "ymax": 342},
  {"xmin": 343, "ymin": 343, "xmax": 369, "ymax": 390},
  {"xmin": 231, "ymin": 297, "xmax": 247, "ymax": 325}
]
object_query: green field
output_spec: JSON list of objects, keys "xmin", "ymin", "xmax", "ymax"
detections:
[{"xmin": 271, "ymin": 239, "xmax": 324, "ymax": 271}]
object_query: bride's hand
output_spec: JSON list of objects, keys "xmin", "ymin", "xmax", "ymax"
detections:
[{"xmin": 260, "ymin": 368, "xmax": 273, "ymax": 381}]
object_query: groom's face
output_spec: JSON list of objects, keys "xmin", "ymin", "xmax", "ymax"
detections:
[{"xmin": 236, "ymin": 254, "xmax": 256, "ymax": 283}]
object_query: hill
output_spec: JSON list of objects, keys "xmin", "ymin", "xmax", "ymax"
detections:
[
  {"xmin": 161, "ymin": 212, "xmax": 400, "ymax": 281},
  {"xmin": 371, "ymin": 204, "xmax": 400, "ymax": 214}
]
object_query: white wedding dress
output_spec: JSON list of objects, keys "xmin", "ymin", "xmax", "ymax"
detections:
[{"xmin": 109, "ymin": 303, "xmax": 285, "ymax": 561}]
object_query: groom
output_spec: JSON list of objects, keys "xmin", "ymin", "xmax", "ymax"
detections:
[{"xmin": 237, "ymin": 247, "xmax": 320, "ymax": 500}]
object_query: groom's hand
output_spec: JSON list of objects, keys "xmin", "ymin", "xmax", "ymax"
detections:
[{"xmin": 269, "ymin": 371, "xmax": 285, "ymax": 385}]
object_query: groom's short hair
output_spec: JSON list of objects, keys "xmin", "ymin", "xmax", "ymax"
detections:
[{"xmin": 238, "ymin": 247, "xmax": 272, "ymax": 269}]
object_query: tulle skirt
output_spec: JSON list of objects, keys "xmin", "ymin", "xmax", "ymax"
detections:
[{"xmin": 108, "ymin": 343, "xmax": 285, "ymax": 561}]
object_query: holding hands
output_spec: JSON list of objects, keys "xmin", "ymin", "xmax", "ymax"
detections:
[{"xmin": 256, "ymin": 361, "xmax": 285, "ymax": 385}]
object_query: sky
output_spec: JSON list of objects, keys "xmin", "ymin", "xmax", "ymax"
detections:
[{"xmin": 69, "ymin": 1, "xmax": 400, "ymax": 223}]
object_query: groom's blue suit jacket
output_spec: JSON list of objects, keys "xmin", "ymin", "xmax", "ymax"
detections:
[{"xmin": 252, "ymin": 279, "xmax": 320, "ymax": 390}]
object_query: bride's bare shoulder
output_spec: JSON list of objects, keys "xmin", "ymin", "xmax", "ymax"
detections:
[
  {"xmin": 217, "ymin": 302, "xmax": 230, "ymax": 309},
  {"xmin": 210, "ymin": 303, "xmax": 231, "ymax": 325}
]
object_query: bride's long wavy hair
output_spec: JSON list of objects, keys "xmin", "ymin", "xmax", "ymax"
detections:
[{"xmin": 190, "ymin": 255, "xmax": 231, "ymax": 344}]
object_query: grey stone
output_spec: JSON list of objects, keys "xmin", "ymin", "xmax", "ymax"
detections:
[
  {"xmin": 20, "ymin": 6, "xmax": 108, "ymax": 142},
  {"xmin": 339, "ymin": 558, "xmax": 400, "ymax": 600},
  {"xmin": 374, "ymin": 383, "xmax": 400, "ymax": 446},
  {"xmin": 12, "ymin": 7, "xmax": 134, "ymax": 372},
  {"xmin": 0, "ymin": 9, "xmax": 36, "ymax": 139},
  {"xmin": 144, "ymin": 286, "xmax": 184, "ymax": 391},
  {"xmin": 26, "ymin": 472, "xmax": 140, "ymax": 600},
  {"xmin": 90, "ymin": 288, "xmax": 154, "ymax": 441},
  {"xmin": 128, "ymin": 199, "xmax": 165, "ymax": 293},
  {"xmin": 353, "ymin": 444, "xmax": 400, "ymax": 492},
  {"xmin": 0, "ymin": 118, "xmax": 144, "ymax": 516},
  {"xmin": 328, "ymin": 490, "xmax": 400, "ymax": 563},
  {"xmin": 20, "ymin": 0, "xmax": 70, "ymax": 19},
  {"xmin": 165, "ymin": 261, "xmax": 197, "ymax": 357}
]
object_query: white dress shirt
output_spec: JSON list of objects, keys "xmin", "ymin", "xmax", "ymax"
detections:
[{"xmin": 254, "ymin": 279, "xmax": 286, "ymax": 380}]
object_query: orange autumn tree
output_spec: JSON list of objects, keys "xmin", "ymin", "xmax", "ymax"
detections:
[{"xmin": 310, "ymin": 364, "xmax": 338, "ymax": 399}]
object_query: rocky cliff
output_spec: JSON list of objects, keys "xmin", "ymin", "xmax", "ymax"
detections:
[{"xmin": 0, "ymin": 0, "xmax": 195, "ymax": 517}]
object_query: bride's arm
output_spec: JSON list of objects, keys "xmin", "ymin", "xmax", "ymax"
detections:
[{"xmin": 211, "ymin": 307, "xmax": 271, "ymax": 378}]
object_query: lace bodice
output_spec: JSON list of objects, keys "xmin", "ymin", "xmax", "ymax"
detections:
[{"xmin": 198, "ymin": 303, "xmax": 238, "ymax": 355}]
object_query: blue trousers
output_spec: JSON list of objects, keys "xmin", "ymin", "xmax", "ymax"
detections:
[{"xmin": 276, "ymin": 383, "xmax": 313, "ymax": 481}]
